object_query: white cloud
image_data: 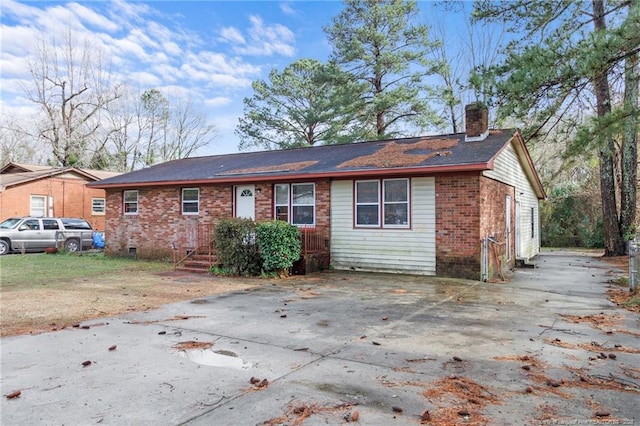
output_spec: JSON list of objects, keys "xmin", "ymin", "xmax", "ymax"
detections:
[
  {"xmin": 220, "ymin": 27, "xmax": 245, "ymax": 45},
  {"xmin": 128, "ymin": 71, "xmax": 162, "ymax": 87},
  {"xmin": 67, "ymin": 2, "xmax": 119, "ymax": 32},
  {"xmin": 204, "ymin": 97, "xmax": 232, "ymax": 108},
  {"xmin": 0, "ymin": 0, "xmax": 285, "ymax": 155},
  {"xmin": 220, "ymin": 15, "xmax": 296, "ymax": 57},
  {"xmin": 279, "ymin": 2, "xmax": 297, "ymax": 16}
]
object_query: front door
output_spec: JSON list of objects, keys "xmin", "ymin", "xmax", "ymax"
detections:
[{"xmin": 235, "ymin": 185, "xmax": 255, "ymax": 220}]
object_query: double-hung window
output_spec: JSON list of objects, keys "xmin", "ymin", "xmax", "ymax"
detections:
[
  {"xmin": 123, "ymin": 190, "xmax": 138, "ymax": 215},
  {"xmin": 182, "ymin": 188, "xmax": 199, "ymax": 215},
  {"xmin": 274, "ymin": 183, "xmax": 315, "ymax": 226},
  {"xmin": 355, "ymin": 178, "xmax": 410, "ymax": 228},
  {"xmin": 30, "ymin": 195, "xmax": 46, "ymax": 217}
]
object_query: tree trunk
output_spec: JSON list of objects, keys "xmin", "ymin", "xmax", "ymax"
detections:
[
  {"xmin": 592, "ymin": 0, "xmax": 626, "ymax": 255},
  {"xmin": 620, "ymin": 8, "xmax": 639, "ymax": 245}
]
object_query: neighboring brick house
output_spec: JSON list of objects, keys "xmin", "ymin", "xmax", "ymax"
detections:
[
  {"xmin": 90, "ymin": 103, "xmax": 546, "ymax": 281},
  {"xmin": 0, "ymin": 163, "xmax": 120, "ymax": 231}
]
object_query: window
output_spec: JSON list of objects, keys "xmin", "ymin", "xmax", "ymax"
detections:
[
  {"xmin": 30, "ymin": 195, "xmax": 46, "ymax": 217},
  {"xmin": 182, "ymin": 188, "xmax": 199, "ymax": 214},
  {"xmin": 123, "ymin": 190, "xmax": 138, "ymax": 214},
  {"xmin": 274, "ymin": 184, "xmax": 289, "ymax": 222},
  {"xmin": 61, "ymin": 218, "xmax": 92, "ymax": 230},
  {"xmin": 273, "ymin": 183, "xmax": 315, "ymax": 226},
  {"xmin": 22, "ymin": 219, "xmax": 40, "ymax": 230},
  {"xmin": 531, "ymin": 207, "xmax": 535, "ymax": 238},
  {"xmin": 92, "ymin": 198, "xmax": 105, "ymax": 215},
  {"xmin": 355, "ymin": 181, "xmax": 379, "ymax": 226},
  {"xmin": 355, "ymin": 179, "xmax": 410, "ymax": 228},
  {"xmin": 42, "ymin": 219, "xmax": 60, "ymax": 230}
]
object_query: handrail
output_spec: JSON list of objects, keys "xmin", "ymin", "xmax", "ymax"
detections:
[{"xmin": 173, "ymin": 223, "xmax": 215, "ymax": 270}]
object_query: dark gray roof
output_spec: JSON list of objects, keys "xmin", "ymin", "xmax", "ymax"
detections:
[{"xmin": 90, "ymin": 130, "xmax": 519, "ymax": 188}]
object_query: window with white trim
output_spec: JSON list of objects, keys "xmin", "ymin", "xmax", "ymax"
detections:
[
  {"xmin": 355, "ymin": 179, "xmax": 410, "ymax": 228},
  {"xmin": 182, "ymin": 188, "xmax": 199, "ymax": 214},
  {"xmin": 92, "ymin": 198, "xmax": 105, "ymax": 215},
  {"xmin": 123, "ymin": 190, "xmax": 138, "ymax": 215},
  {"xmin": 274, "ymin": 183, "xmax": 315, "ymax": 226},
  {"xmin": 30, "ymin": 195, "xmax": 46, "ymax": 217}
]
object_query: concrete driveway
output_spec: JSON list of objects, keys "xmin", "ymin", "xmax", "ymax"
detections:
[{"xmin": 1, "ymin": 251, "xmax": 638, "ymax": 425}]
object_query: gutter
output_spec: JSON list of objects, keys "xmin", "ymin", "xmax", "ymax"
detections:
[{"xmin": 88, "ymin": 162, "xmax": 493, "ymax": 189}]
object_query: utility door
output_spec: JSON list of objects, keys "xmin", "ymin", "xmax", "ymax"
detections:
[{"xmin": 235, "ymin": 185, "xmax": 255, "ymax": 220}]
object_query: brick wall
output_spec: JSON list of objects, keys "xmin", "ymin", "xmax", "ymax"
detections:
[
  {"xmin": 480, "ymin": 176, "xmax": 515, "ymax": 279},
  {"xmin": 435, "ymin": 173, "xmax": 516, "ymax": 281},
  {"xmin": 104, "ymin": 179, "xmax": 332, "ymax": 260},
  {"xmin": 0, "ymin": 177, "xmax": 108, "ymax": 230},
  {"xmin": 435, "ymin": 173, "xmax": 482, "ymax": 279}
]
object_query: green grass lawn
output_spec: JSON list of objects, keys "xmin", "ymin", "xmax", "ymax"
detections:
[{"xmin": 0, "ymin": 252, "xmax": 173, "ymax": 288}]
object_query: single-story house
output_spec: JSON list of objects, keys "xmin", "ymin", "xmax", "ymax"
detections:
[
  {"xmin": 89, "ymin": 103, "xmax": 546, "ymax": 281},
  {"xmin": 0, "ymin": 162, "xmax": 120, "ymax": 231}
]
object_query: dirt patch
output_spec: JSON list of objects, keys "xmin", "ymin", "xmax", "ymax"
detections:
[
  {"xmin": 261, "ymin": 401, "xmax": 357, "ymax": 425},
  {"xmin": 0, "ymin": 270, "xmax": 258, "ymax": 337},
  {"xmin": 172, "ymin": 341, "xmax": 213, "ymax": 350},
  {"xmin": 607, "ymin": 289, "xmax": 640, "ymax": 313}
]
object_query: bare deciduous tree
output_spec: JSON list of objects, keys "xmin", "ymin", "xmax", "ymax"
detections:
[{"xmin": 24, "ymin": 29, "xmax": 122, "ymax": 167}]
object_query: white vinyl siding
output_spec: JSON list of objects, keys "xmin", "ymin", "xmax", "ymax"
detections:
[
  {"xmin": 484, "ymin": 144, "xmax": 540, "ymax": 260},
  {"xmin": 331, "ymin": 177, "xmax": 436, "ymax": 275}
]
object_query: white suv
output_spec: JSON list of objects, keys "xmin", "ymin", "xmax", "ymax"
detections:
[{"xmin": 0, "ymin": 217, "xmax": 94, "ymax": 255}]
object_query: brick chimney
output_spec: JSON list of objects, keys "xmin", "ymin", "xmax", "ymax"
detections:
[{"xmin": 465, "ymin": 102, "xmax": 489, "ymax": 141}]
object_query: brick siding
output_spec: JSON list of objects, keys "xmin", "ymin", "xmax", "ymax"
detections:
[
  {"xmin": 480, "ymin": 176, "xmax": 516, "ymax": 279},
  {"xmin": 435, "ymin": 173, "xmax": 482, "ymax": 279},
  {"xmin": 104, "ymin": 179, "xmax": 332, "ymax": 260},
  {"xmin": 0, "ymin": 177, "xmax": 108, "ymax": 230},
  {"xmin": 435, "ymin": 173, "xmax": 515, "ymax": 280}
]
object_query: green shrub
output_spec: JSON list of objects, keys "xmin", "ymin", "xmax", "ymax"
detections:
[
  {"xmin": 256, "ymin": 220, "xmax": 301, "ymax": 277},
  {"xmin": 214, "ymin": 218, "xmax": 262, "ymax": 276}
]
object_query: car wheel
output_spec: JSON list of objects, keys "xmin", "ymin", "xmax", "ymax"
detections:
[
  {"xmin": 0, "ymin": 240, "xmax": 9, "ymax": 255},
  {"xmin": 64, "ymin": 239, "xmax": 80, "ymax": 252}
]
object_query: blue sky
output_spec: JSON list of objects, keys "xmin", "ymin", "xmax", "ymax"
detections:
[{"xmin": 0, "ymin": 1, "xmax": 465, "ymax": 157}]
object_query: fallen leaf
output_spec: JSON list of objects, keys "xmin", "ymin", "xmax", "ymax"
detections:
[{"xmin": 5, "ymin": 391, "xmax": 21, "ymax": 399}]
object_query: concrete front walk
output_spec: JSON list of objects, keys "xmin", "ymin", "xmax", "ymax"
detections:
[{"xmin": 1, "ymin": 252, "xmax": 638, "ymax": 425}]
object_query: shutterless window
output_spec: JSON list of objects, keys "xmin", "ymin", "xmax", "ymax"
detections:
[
  {"xmin": 355, "ymin": 179, "xmax": 410, "ymax": 228},
  {"xmin": 355, "ymin": 180, "xmax": 380, "ymax": 226},
  {"xmin": 182, "ymin": 188, "xmax": 199, "ymax": 214},
  {"xmin": 531, "ymin": 207, "xmax": 535, "ymax": 238},
  {"xmin": 123, "ymin": 190, "xmax": 138, "ymax": 215},
  {"xmin": 383, "ymin": 179, "xmax": 409, "ymax": 227},
  {"xmin": 30, "ymin": 195, "xmax": 46, "ymax": 217},
  {"xmin": 273, "ymin": 183, "xmax": 315, "ymax": 226},
  {"xmin": 292, "ymin": 183, "xmax": 315, "ymax": 225},
  {"xmin": 92, "ymin": 198, "xmax": 105, "ymax": 215},
  {"xmin": 274, "ymin": 184, "xmax": 290, "ymax": 222}
]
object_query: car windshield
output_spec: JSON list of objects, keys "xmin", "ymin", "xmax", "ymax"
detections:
[{"xmin": 0, "ymin": 218, "xmax": 22, "ymax": 229}]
